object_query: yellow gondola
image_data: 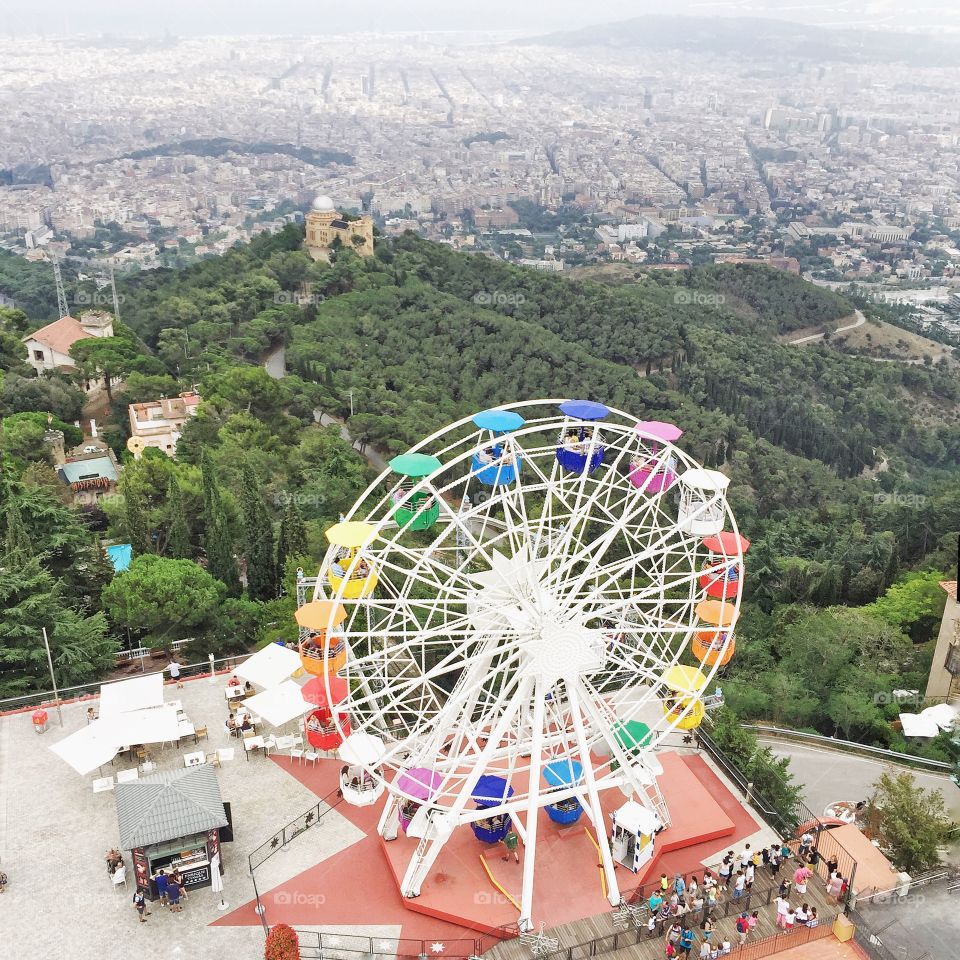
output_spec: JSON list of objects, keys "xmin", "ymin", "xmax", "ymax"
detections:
[
  {"xmin": 326, "ymin": 521, "xmax": 378, "ymax": 599},
  {"xmin": 661, "ymin": 664, "xmax": 708, "ymax": 730}
]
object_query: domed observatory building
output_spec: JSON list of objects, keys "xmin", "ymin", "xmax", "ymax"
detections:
[{"xmin": 305, "ymin": 195, "xmax": 375, "ymax": 262}]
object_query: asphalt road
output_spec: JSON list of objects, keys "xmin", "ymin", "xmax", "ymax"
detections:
[{"xmin": 757, "ymin": 738, "xmax": 960, "ymax": 821}]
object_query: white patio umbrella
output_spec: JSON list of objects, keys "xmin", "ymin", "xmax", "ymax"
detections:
[
  {"xmin": 98, "ymin": 672, "xmax": 165, "ymax": 719},
  {"xmin": 241, "ymin": 680, "xmax": 311, "ymax": 728},
  {"xmin": 50, "ymin": 720, "xmax": 119, "ymax": 775},
  {"xmin": 211, "ymin": 851, "xmax": 227, "ymax": 910},
  {"xmin": 234, "ymin": 643, "xmax": 301, "ymax": 689}
]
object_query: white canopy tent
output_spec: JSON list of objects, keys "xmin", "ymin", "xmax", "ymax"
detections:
[
  {"xmin": 114, "ymin": 705, "xmax": 180, "ymax": 746},
  {"xmin": 99, "ymin": 673, "xmax": 165, "ymax": 719},
  {"xmin": 234, "ymin": 643, "xmax": 301, "ymax": 689},
  {"xmin": 51, "ymin": 705, "xmax": 183, "ymax": 775},
  {"xmin": 50, "ymin": 721, "xmax": 120, "ymax": 775},
  {"xmin": 241, "ymin": 680, "xmax": 311, "ymax": 727}
]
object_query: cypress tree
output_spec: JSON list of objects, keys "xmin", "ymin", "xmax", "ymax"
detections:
[
  {"xmin": 275, "ymin": 498, "xmax": 308, "ymax": 587},
  {"xmin": 123, "ymin": 484, "xmax": 151, "ymax": 556},
  {"xmin": 201, "ymin": 452, "xmax": 240, "ymax": 596},
  {"xmin": 167, "ymin": 475, "xmax": 191, "ymax": 560},
  {"xmin": 240, "ymin": 465, "xmax": 277, "ymax": 601}
]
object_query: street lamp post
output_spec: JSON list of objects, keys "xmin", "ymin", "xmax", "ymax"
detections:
[{"xmin": 41, "ymin": 627, "xmax": 64, "ymax": 728}]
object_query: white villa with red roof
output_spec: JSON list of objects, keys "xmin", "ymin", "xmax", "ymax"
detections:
[{"xmin": 22, "ymin": 310, "xmax": 114, "ymax": 376}]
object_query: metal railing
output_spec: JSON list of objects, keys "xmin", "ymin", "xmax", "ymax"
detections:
[
  {"xmin": 745, "ymin": 724, "xmax": 952, "ymax": 772},
  {"xmin": 848, "ymin": 909, "xmax": 903, "ymax": 960},
  {"xmin": 0, "ymin": 653, "xmax": 245, "ymax": 715},
  {"xmin": 248, "ymin": 785, "xmax": 343, "ymax": 875},
  {"xmin": 536, "ymin": 911, "xmax": 837, "ymax": 960},
  {"xmin": 294, "ymin": 930, "xmax": 498, "ymax": 960}
]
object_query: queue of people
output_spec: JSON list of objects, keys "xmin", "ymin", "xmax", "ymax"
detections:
[{"xmin": 642, "ymin": 834, "xmax": 834, "ymax": 956}]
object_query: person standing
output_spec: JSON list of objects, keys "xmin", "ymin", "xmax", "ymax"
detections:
[
  {"xmin": 718, "ymin": 856, "xmax": 732, "ymax": 892},
  {"xmin": 168, "ymin": 657, "xmax": 183, "ymax": 690},
  {"xmin": 770, "ymin": 845, "xmax": 782, "ymax": 877},
  {"xmin": 132, "ymin": 889, "xmax": 151, "ymax": 923},
  {"xmin": 699, "ymin": 940, "xmax": 711, "ymax": 960},
  {"xmin": 167, "ymin": 876, "xmax": 183, "ymax": 912},
  {"xmin": 679, "ymin": 927, "xmax": 694, "ymax": 957},
  {"xmin": 732, "ymin": 870, "xmax": 745, "ymax": 900},
  {"xmin": 798, "ymin": 831, "xmax": 814, "ymax": 859},
  {"xmin": 775, "ymin": 895, "xmax": 790, "ymax": 929},
  {"xmin": 778, "ymin": 878, "xmax": 791, "ymax": 899},
  {"xmin": 153, "ymin": 867, "xmax": 169, "ymax": 906},
  {"xmin": 702, "ymin": 914, "xmax": 714, "ymax": 944},
  {"xmin": 794, "ymin": 864, "xmax": 812, "ymax": 895},
  {"xmin": 784, "ymin": 908, "xmax": 796, "ymax": 933},
  {"xmin": 501, "ymin": 827, "xmax": 519, "ymax": 863},
  {"xmin": 734, "ymin": 914, "xmax": 749, "ymax": 946},
  {"xmin": 674, "ymin": 873, "xmax": 686, "ymax": 898},
  {"xmin": 649, "ymin": 890, "xmax": 664, "ymax": 915},
  {"xmin": 660, "ymin": 873, "xmax": 671, "ymax": 893},
  {"xmin": 808, "ymin": 908, "xmax": 819, "ymax": 928},
  {"xmin": 744, "ymin": 862, "xmax": 755, "ymax": 893}
]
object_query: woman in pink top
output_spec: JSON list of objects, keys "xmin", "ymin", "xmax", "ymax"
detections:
[{"xmin": 793, "ymin": 865, "xmax": 812, "ymax": 894}]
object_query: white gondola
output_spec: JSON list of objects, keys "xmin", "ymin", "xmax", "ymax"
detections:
[
  {"xmin": 337, "ymin": 733, "xmax": 387, "ymax": 806},
  {"xmin": 676, "ymin": 468, "xmax": 730, "ymax": 536}
]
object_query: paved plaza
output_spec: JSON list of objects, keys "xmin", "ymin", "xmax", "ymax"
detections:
[{"xmin": 0, "ymin": 672, "xmax": 386, "ymax": 960}]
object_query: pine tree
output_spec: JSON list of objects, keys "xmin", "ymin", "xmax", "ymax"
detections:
[
  {"xmin": 166, "ymin": 475, "xmax": 191, "ymax": 560},
  {"xmin": 4, "ymin": 498, "xmax": 32, "ymax": 563},
  {"xmin": 201, "ymin": 452, "xmax": 240, "ymax": 596},
  {"xmin": 275, "ymin": 499, "xmax": 308, "ymax": 587},
  {"xmin": 240, "ymin": 465, "xmax": 277, "ymax": 601}
]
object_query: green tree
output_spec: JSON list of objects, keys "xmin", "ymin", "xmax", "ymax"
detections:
[
  {"xmin": 167, "ymin": 474, "xmax": 192, "ymax": 559},
  {"xmin": 867, "ymin": 571, "xmax": 948, "ymax": 642},
  {"xmin": 239, "ymin": 464, "xmax": 277, "ymax": 601},
  {"xmin": 122, "ymin": 479, "xmax": 151, "ymax": 556},
  {"xmin": 69, "ymin": 321, "xmax": 163, "ymax": 401},
  {"xmin": 275, "ymin": 498, "xmax": 308, "ymax": 587},
  {"xmin": 101, "ymin": 554, "xmax": 226, "ymax": 647},
  {"xmin": 0, "ymin": 558, "xmax": 115, "ymax": 695},
  {"xmin": 4, "ymin": 497, "xmax": 32, "ymax": 562},
  {"xmin": 201, "ymin": 452, "xmax": 240, "ymax": 596},
  {"xmin": 865, "ymin": 772, "xmax": 952, "ymax": 873}
]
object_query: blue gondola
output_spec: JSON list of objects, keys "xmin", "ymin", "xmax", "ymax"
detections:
[
  {"xmin": 543, "ymin": 759, "xmax": 584, "ymax": 825},
  {"xmin": 471, "ymin": 409, "xmax": 525, "ymax": 486},
  {"xmin": 556, "ymin": 400, "xmax": 609, "ymax": 474},
  {"xmin": 470, "ymin": 774, "xmax": 515, "ymax": 843}
]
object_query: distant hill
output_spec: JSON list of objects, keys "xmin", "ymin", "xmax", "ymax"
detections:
[{"xmin": 516, "ymin": 16, "xmax": 960, "ymax": 66}]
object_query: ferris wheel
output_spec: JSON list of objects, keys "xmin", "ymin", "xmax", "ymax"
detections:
[{"xmin": 297, "ymin": 400, "xmax": 748, "ymax": 930}]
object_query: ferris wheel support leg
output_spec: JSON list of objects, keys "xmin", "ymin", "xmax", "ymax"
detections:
[
  {"xmin": 567, "ymin": 681, "xmax": 621, "ymax": 908},
  {"xmin": 518, "ymin": 679, "xmax": 547, "ymax": 933},
  {"xmin": 379, "ymin": 796, "xmax": 400, "ymax": 841}
]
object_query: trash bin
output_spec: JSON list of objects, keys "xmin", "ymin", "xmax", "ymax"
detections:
[
  {"xmin": 32, "ymin": 709, "xmax": 49, "ymax": 734},
  {"xmin": 832, "ymin": 914, "xmax": 855, "ymax": 942}
]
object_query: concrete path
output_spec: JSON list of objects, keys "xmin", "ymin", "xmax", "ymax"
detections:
[
  {"xmin": 757, "ymin": 737, "xmax": 960, "ymax": 820},
  {"xmin": 263, "ymin": 343, "xmax": 286, "ymax": 379},
  {"xmin": 315, "ymin": 410, "xmax": 389, "ymax": 473},
  {"xmin": 789, "ymin": 309, "xmax": 866, "ymax": 345}
]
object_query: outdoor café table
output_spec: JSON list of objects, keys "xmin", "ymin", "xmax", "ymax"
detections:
[
  {"xmin": 243, "ymin": 735, "xmax": 265, "ymax": 760},
  {"xmin": 183, "ymin": 751, "xmax": 206, "ymax": 768},
  {"xmin": 178, "ymin": 721, "xmax": 196, "ymax": 744}
]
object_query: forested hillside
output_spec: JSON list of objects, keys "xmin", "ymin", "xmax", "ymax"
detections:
[{"xmin": 1, "ymin": 227, "xmax": 957, "ymax": 759}]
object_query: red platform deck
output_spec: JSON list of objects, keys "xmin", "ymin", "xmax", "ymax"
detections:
[{"xmin": 216, "ymin": 750, "xmax": 752, "ymax": 939}]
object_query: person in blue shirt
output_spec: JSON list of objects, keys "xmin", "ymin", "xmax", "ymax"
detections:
[
  {"xmin": 679, "ymin": 927, "xmax": 695, "ymax": 956},
  {"xmin": 153, "ymin": 868, "xmax": 168, "ymax": 905},
  {"xmin": 649, "ymin": 890, "xmax": 664, "ymax": 913},
  {"xmin": 673, "ymin": 873, "xmax": 686, "ymax": 897}
]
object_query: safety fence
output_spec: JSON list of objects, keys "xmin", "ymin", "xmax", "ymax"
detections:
[
  {"xmin": 0, "ymin": 653, "xmax": 245, "ymax": 716},
  {"xmin": 536, "ymin": 912, "xmax": 838, "ymax": 960},
  {"xmin": 847, "ymin": 909, "xmax": 902, "ymax": 960},
  {"xmin": 744, "ymin": 723, "xmax": 952, "ymax": 773},
  {"xmin": 294, "ymin": 927, "xmax": 517, "ymax": 960}
]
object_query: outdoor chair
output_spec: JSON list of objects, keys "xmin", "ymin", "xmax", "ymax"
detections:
[{"xmin": 111, "ymin": 865, "xmax": 127, "ymax": 891}]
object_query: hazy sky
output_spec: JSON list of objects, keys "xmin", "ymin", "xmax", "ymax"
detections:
[{"xmin": 0, "ymin": 0, "xmax": 950, "ymax": 36}]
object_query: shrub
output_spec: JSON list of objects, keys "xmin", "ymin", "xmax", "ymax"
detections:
[{"xmin": 265, "ymin": 922, "xmax": 299, "ymax": 960}]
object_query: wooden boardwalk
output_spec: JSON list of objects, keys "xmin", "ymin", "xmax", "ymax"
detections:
[{"xmin": 486, "ymin": 859, "xmax": 839, "ymax": 960}]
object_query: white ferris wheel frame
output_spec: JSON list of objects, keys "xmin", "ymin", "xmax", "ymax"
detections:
[{"xmin": 310, "ymin": 399, "xmax": 744, "ymax": 929}]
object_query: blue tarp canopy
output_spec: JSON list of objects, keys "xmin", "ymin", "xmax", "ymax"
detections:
[
  {"xmin": 543, "ymin": 759, "xmax": 584, "ymax": 787},
  {"xmin": 106, "ymin": 543, "xmax": 132, "ymax": 572},
  {"xmin": 472, "ymin": 774, "xmax": 515, "ymax": 806}
]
